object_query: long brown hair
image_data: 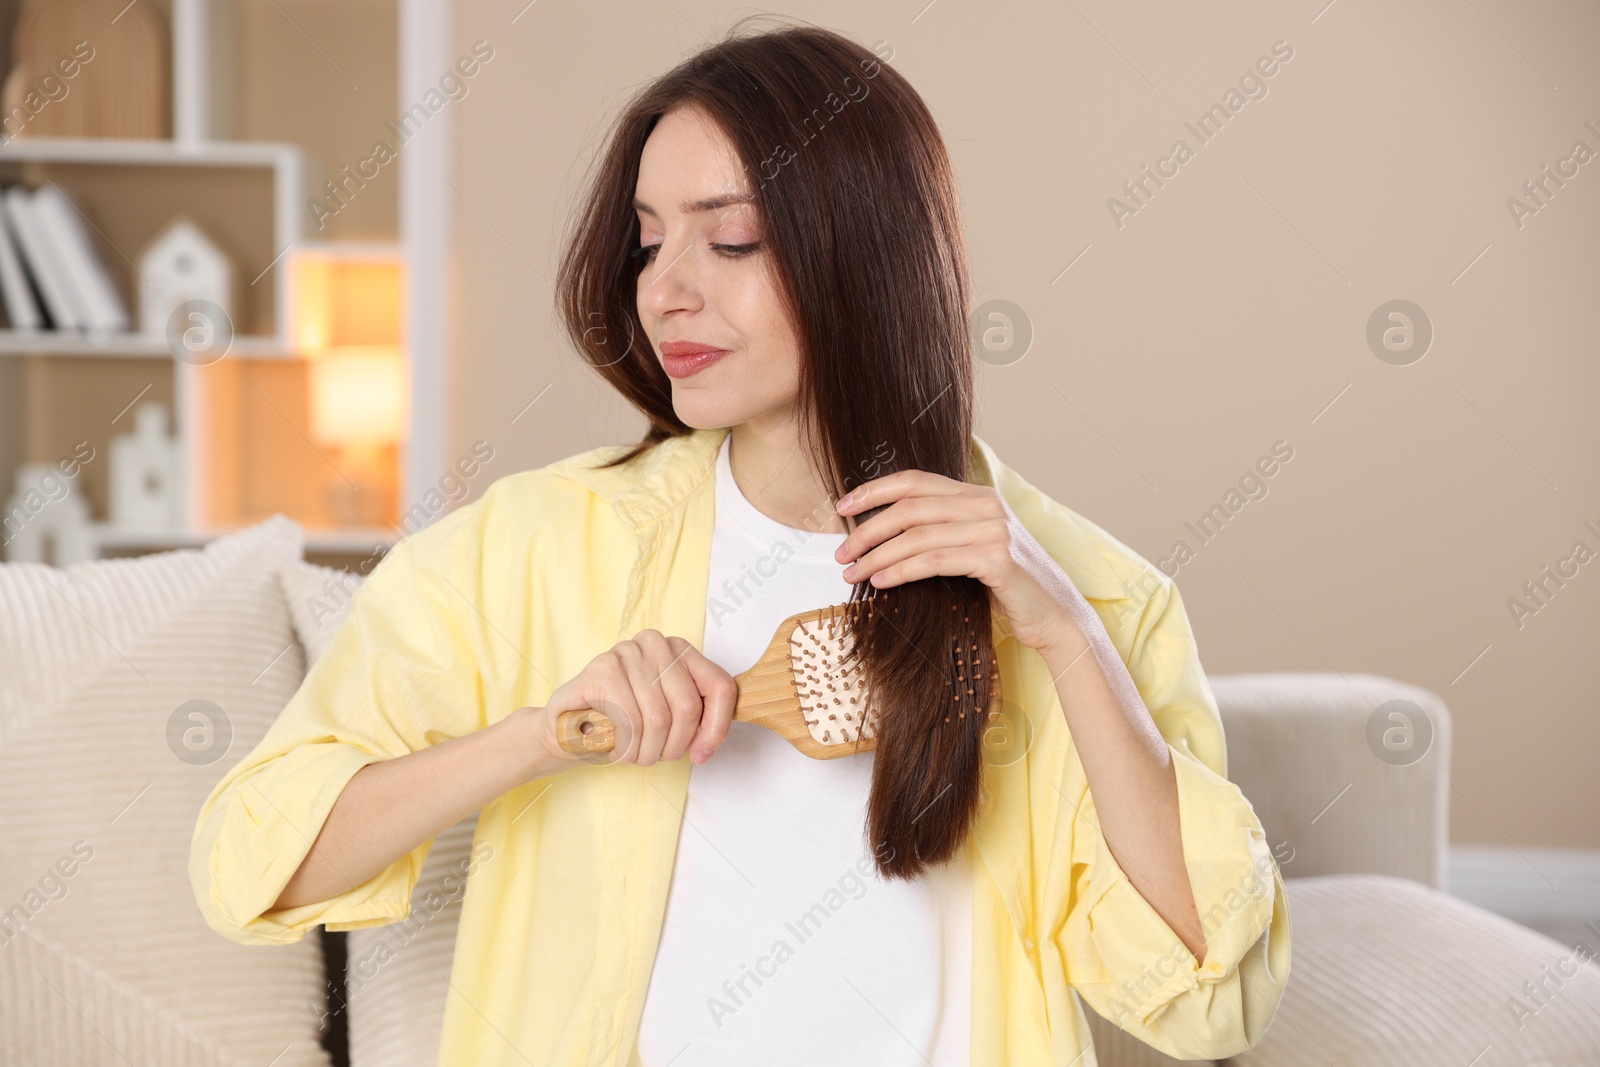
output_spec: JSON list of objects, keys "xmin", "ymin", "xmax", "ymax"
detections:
[{"xmin": 554, "ymin": 16, "xmax": 996, "ymax": 882}]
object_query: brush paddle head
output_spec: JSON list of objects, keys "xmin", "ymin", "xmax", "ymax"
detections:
[{"xmin": 787, "ymin": 601, "xmax": 878, "ymax": 748}]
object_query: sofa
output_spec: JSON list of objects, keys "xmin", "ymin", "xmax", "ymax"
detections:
[{"xmin": 1, "ymin": 515, "xmax": 1597, "ymax": 1066}]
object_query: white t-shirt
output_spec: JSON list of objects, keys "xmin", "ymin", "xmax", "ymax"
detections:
[{"xmin": 635, "ymin": 433, "xmax": 973, "ymax": 1066}]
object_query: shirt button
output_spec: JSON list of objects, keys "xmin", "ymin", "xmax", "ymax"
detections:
[{"xmin": 1023, "ymin": 937, "xmax": 1035, "ymax": 952}]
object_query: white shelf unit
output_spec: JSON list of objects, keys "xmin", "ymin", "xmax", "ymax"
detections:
[
  {"xmin": 0, "ymin": 136, "xmax": 303, "ymax": 357},
  {"xmin": 91, "ymin": 524, "xmax": 395, "ymax": 557},
  {"xmin": 0, "ymin": 139, "xmax": 412, "ymax": 550},
  {"xmin": 0, "ymin": 332, "xmax": 290, "ymax": 357},
  {"xmin": 0, "ymin": 0, "xmax": 415, "ymax": 566},
  {"xmin": 0, "ymin": 136, "xmax": 308, "ymax": 537}
]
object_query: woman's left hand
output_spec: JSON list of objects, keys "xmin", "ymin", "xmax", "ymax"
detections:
[{"xmin": 833, "ymin": 469, "xmax": 1084, "ymax": 654}]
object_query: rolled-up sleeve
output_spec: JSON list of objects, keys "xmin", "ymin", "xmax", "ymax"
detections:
[
  {"xmin": 1055, "ymin": 576, "xmax": 1292, "ymax": 1060},
  {"xmin": 188, "ymin": 527, "xmax": 489, "ymax": 946}
]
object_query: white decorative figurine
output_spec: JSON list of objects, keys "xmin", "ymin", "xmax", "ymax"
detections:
[
  {"xmin": 137, "ymin": 217, "xmax": 232, "ymax": 336},
  {"xmin": 109, "ymin": 402, "xmax": 182, "ymax": 531},
  {"xmin": 3, "ymin": 462, "xmax": 94, "ymax": 564}
]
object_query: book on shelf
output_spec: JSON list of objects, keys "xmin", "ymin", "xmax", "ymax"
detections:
[
  {"xmin": 3, "ymin": 185, "xmax": 80, "ymax": 330},
  {"xmin": 0, "ymin": 184, "xmax": 130, "ymax": 335},
  {"xmin": 0, "ymin": 203, "xmax": 41, "ymax": 331},
  {"xmin": 32, "ymin": 184, "xmax": 130, "ymax": 333}
]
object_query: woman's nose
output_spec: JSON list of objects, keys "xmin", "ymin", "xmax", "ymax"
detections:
[{"xmin": 638, "ymin": 242, "xmax": 705, "ymax": 313}]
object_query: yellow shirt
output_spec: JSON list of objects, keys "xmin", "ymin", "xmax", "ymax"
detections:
[{"xmin": 189, "ymin": 426, "xmax": 1290, "ymax": 1066}]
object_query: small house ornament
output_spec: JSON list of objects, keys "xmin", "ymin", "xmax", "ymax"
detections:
[
  {"xmin": 4, "ymin": 462, "xmax": 94, "ymax": 564},
  {"xmin": 138, "ymin": 217, "xmax": 232, "ymax": 336},
  {"xmin": 109, "ymin": 402, "xmax": 182, "ymax": 531}
]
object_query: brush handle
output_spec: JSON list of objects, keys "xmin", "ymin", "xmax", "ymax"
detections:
[{"xmin": 556, "ymin": 708, "xmax": 618, "ymax": 755}]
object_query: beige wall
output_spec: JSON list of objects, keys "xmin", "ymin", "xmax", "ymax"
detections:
[
  {"xmin": 448, "ymin": 2, "xmax": 1600, "ymax": 849},
  {"xmin": 232, "ymin": 0, "xmax": 400, "ymax": 240}
]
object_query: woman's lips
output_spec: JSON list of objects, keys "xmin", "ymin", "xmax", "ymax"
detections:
[{"xmin": 661, "ymin": 347, "xmax": 729, "ymax": 379}]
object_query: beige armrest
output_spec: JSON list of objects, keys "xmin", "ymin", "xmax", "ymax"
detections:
[{"xmin": 1207, "ymin": 672, "xmax": 1451, "ymax": 889}]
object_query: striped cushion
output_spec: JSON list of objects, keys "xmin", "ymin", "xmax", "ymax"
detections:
[
  {"xmin": 1234, "ymin": 874, "xmax": 1600, "ymax": 1065},
  {"xmin": 281, "ymin": 560, "xmax": 479, "ymax": 1067},
  {"xmin": 0, "ymin": 515, "xmax": 332, "ymax": 1066}
]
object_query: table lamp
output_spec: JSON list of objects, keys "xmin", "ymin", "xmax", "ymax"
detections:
[
  {"xmin": 309, "ymin": 345, "xmax": 406, "ymax": 527},
  {"xmin": 290, "ymin": 247, "xmax": 406, "ymax": 530}
]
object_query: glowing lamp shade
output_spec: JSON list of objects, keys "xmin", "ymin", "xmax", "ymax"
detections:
[
  {"xmin": 310, "ymin": 347, "xmax": 408, "ymax": 447},
  {"xmin": 292, "ymin": 253, "xmax": 404, "ymax": 355}
]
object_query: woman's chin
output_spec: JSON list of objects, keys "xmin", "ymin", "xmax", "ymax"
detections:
[{"xmin": 669, "ymin": 395, "xmax": 750, "ymax": 431}]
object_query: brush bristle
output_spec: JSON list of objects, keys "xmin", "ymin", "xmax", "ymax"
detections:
[{"xmin": 787, "ymin": 603, "xmax": 877, "ymax": 745}]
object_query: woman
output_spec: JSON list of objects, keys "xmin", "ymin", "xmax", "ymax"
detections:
[{"xmin": 190, "ymin": 17, "xmax": 1289, "ymax": 1067}]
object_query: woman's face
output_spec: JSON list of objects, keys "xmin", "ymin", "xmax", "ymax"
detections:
[{"xmin": 633, "ymin": 105, "xmax": 801, "ymax": 432}]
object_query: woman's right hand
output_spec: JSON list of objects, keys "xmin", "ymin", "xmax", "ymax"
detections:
[{"xmin": 532, "ymin": 629, "xmax": 738, "ymax": 769}]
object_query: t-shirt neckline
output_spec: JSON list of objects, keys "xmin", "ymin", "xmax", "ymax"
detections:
[{"xmin": 715, "ymin": 433, "xmax": 847, "ymax": 557}]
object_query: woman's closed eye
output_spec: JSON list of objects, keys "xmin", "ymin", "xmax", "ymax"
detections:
[{"xmin": 631, "ymin": 241, "xmax": 763, "ymax": 265}]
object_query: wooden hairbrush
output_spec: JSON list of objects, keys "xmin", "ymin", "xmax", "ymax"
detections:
[{"xmin": 555, "ymin": 599, "xmax": 1001, "ymax": 760}]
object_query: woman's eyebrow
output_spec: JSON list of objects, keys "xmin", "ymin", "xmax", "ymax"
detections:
[{"xmin": 632, "ymin": 192, "xmax": 754, "ymax": 217}]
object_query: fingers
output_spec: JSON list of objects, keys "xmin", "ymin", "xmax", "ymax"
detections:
[
  {"xmin": 837, "ymin": 485, "xmax": 1004, "ymax": 565},
  {"xmin": 675, "ymin": 637, "xmax": 738, "ymax": 765},
  {"xmin": 835, "ymin": 468, "xmax": 966, "ymax": 517},
  {"xmin": 835, "ymin": 494, "xmax": 977, "ymax": 564},
  {"xmin": 844, "ymin": 518, "xmax": 992, "ymax": 588},
  {"xmin": 607, "ymin": 639, "xmax": 655, "ymax": 764},
  {"xmin": 628, "ymin": 629, "xmax": 701, "ymax": 764},
  {"xmin": 552, "ymin": 631, "xmax": 736, "ymax": 768}
]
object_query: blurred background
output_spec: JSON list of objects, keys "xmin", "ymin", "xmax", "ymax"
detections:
[{"xmin": 0, "ymin": 0, "xmax": 1595, "ymax": 991}]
